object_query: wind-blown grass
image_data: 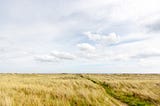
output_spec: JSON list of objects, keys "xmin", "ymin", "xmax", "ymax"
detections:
[
  {"xmin": 85, "ymin": 74, "xmax": 160, "ymax": 106},
  {"xmin": 0, "ymin": 74, "xmax": 159, "ymax": 106},
  {"xmin": 0, "ymin": 74, "xmax": 117, "ymax": 106}
]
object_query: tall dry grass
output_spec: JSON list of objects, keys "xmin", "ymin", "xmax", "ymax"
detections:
[
  {"xmin": 0, "ymin": 74, "xmax": 159, "ymax": 106},
  {"xmin": 0, "ymin": 74, "xmax": 118, "ymax": 106},
  {"xmin": 85, "ymin": 74, "xmax": 160, "ymax": 106}
]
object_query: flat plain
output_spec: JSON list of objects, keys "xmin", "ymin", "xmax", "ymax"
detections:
[{"xmin": 0, "ymin": 74, "xmax": 159, "ymax": 106}]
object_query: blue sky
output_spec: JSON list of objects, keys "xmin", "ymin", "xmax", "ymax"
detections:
[{"xmin": 0, "ymin": 0, "xmax": 160, "ymax": 73}]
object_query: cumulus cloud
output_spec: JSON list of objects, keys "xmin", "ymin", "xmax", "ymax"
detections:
[
  {"xmin": 76, "ymin": 31, "xmax": 160, "ymax": 62},
  {"xmin": 84, "ymin": 32, "xmax": 120, "ymax": 44},
  {"xmin": 77, "ymin": 43, "xmax": 95, "ymax": 52},
  {"xmin": 35, "ymin": 51, "xmax": 76, "ymax": 63}
]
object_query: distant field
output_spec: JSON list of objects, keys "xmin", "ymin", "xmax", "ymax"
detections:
[{"xmin": 0, "ymin": 74, "xmax": 159, "ymax": 106}]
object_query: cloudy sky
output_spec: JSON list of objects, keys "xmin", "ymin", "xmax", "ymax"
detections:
[{"xmin": 0, "ymin": 0, "xmax": 160, "ymax": 73}]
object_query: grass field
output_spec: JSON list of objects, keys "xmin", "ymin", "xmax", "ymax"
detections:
[{"xmin": 0, "ymin": 74, "xmax": 159, "ymax": 106}]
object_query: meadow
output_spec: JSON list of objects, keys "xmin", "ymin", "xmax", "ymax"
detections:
[{"xmin": 0, "ymin": 74, "xmax": 159, "ymax": 106}]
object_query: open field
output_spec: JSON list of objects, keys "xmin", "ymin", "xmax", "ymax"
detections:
[{"xmin": 0, "ymin": 74, "xmax": 159, "ymax": 106}]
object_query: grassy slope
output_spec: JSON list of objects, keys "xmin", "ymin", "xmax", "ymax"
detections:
[{"xmin": 0, "ymin": 74, "xmax": 159, "ymax": 106}]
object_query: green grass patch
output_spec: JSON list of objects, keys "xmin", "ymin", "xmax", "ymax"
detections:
[{"xmin": 101, "ymin": 82, "xmax": 153, "ymax": 106}]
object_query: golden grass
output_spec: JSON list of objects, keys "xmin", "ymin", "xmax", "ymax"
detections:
[
  {"xmin": 0, "ymin": 74, "xmax": 159, "ymax": 106},
  {"xmin": 85, "ymin": 74, "xmax": 160, "ymax": 106},
  {"xmin": 0, "ymin": 74, "xmax": 117, "ymax": 106}
]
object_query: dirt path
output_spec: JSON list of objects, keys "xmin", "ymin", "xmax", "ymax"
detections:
[{"xmin": 78, "ymin": 74, "xmax": 128, "ymax": 106}]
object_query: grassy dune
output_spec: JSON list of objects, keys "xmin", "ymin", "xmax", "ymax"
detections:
[{"xmin": 0, "ymin": 74, "xmax": 159, "ymax": 106}]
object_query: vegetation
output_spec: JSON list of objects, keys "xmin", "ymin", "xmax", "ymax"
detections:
[{"xmin": 0, "ymin": 74, "xmax": 159, "ymax": 106}]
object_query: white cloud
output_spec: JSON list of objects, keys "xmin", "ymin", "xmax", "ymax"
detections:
[
  {"xmin": 35, "ymin": 50, "xmax": 76, "ymax": 63},
  {"xmin": 84, "ymin": 32, "xmax": 120, "ymax": 44},
  {"xmin": 77, "ymin": 43, "xmax": 95, "ymax": 52}
]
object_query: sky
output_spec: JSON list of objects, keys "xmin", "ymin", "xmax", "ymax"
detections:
[{"xmin": 0, "ymin": 0, "xmax": 160, "ymax": 73}]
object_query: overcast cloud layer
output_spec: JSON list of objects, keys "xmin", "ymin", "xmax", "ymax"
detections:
[{"xmin": 0, "ymin": 0, "xmax": 160, "ymax": 73}]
